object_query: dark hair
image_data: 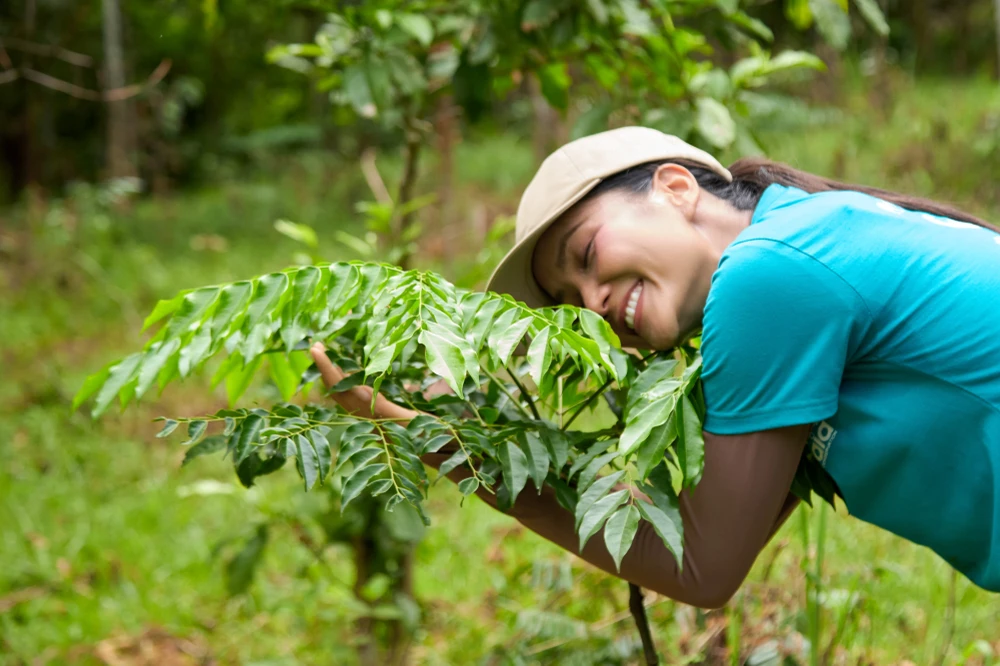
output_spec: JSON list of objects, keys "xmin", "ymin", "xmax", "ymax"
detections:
[{"xmin": 585, "ymin": 157, "xmax": 1000, "ymax": 232}]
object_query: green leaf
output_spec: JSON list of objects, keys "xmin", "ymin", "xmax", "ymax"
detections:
[
  {"xmin": 209, "ymin": 281, "xmax": 253, "ymax": 338},
  {"xmin": 343, "ymin": 64, "xmax": 375, "ymax": 116},
  {"xmin": 233, "ymin": 414, "xmax": 264, "ymax": 464},
  {"xmin": 695, "ymin": 97, "xmax": 736, "ymax": 149},
  {"xmin": 574, "ymin": 470, "xmax": 626, "ymax": 530},
  {"xmin": 526, "ymin": 325, "xmax": 552, "ymax": 385},
  {"xmin": 325, "ymin": 263, "xmax": 361, "ymax": 316},
  {"xmin": 73, "ymin": 365, "xmax": 111, "ymax": 412},
  {"xmin": 577, "ymin": 451, "xmax": 618, "ymax": 495},
  {"xmin": 539, "ymin": 429, "xmax": 570, "ymax": 472},
  {"xmin": 420, "ymin": 323, "xmax": 470, "ymax": 397},
  {"xmin": 466, "ymin": 297, "xmax": 501, "ymax": 349},
  {"xmin": 342, "ymin": 463, "xmax": 388, "ymax": 510},
  {"xmin": 274, "ymin": 220, "xmax": 318, "ymax": 248},
  {"xmin": 226, "ymin": 525, "xmax": 268, "ymax": 596},
  {"xmin": 499, "ymin": 440, "xmax": 529, "ymax": 504},
  {"xmin": 396, "ymin": 13, "xmax": 433, "ymax": 47},
  {"xmin": 490, "ymin": 311, "xmax": 532, "ymax": 367},
  {"xmin": 156, "ymin": 419, "xmax": 180, "ymax": 438},
  {"xmin": 521, "ymin": 0, "xmax": 560, "ymax": 31},
  {"xmin": 676, "ymin": 394, "xmax": 705, "ymax": 488},
  {"xmin": 568, "ymin": 439, "xmax": 613, "ymax": 481},
  {"xmin": 519, "ymin": 432, "xmax": 550, "ymax": 492},
  {"xmin": 537, "ymin": 63, "xmax": 570, "ymax": 111},
  {"xmin": 308, "ymin": 430, "xmax": 332, "ymax": 483},
  {"xmin": 635, "ymin": 497, "xmax": 683, "ymax": 568},
  {"xmin": 785, "ymin": 0, "xmax": 813, "ymax": 29},
  {"xmin": 269, "ymin": 353, "xmax": 300, "ymax": 402},
  {"xmin": 178, "ymin": 327, "xmax": 212, "ymax": 378},
  {"xmin": 603, "ymin": 503, "xmax": 640, "ymax": 571},
  {"xmin": 246, "ymin": 273, "xmax": 289, "ymax": 330},
  {"xmin": 438, "ymin": 449, "xmax": 468, "ymax": 476},
  {"xmin": 182, "ymin": 434, "xmax": 226, "ymax": 466},
  {"xmin": 295, "ymin": 433, "xmax": 320, "ymax": 490},
  {"xmin": 182, "ymin": 420, "xmax": 207, "ymax": 445},
  {"xmin": 853, "ymin": 0, "xmax": 889, "ymax": 36},
  {"xmin": 226, "ymin": 355, "xmax": 263, "ymax": 404},
  {"xmin": 92, "ymin": 353, "xmax": 142, "ymax": 417},
  {"xmin": 577, "ymin": 488, "xmax": 628, "ymax": 551},
  {"xmin": 142, "ymin": 295, "xmax": 183, "ymax": 332},
  {"xmin": 457, "ymin": 477, "xmax": 479, "ymax": 496},
  {"xmin": 809, "ymin": 0, "xmax": 850, "ymax": 50},
  {"xmin": 619, "ymin": 395, "xmax": 674, "ymax": 457},
  {"xmin": 337, "ymin": 446, "xmax": 382, "ymax": 475},
  {"xmin": 635, "ymin": 416, "xmax": 676, "ymax": 480},
  {"xmin": 164, "ymin": 287, "xmax": 220, "ymax": 339},
  {"xmin": 578, "ymin": 308, "xmax": 619, "ymax": 355}
]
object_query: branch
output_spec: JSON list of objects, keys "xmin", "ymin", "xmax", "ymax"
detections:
[
  {"xmin": 360, "ymin": 148, "xmax": 393, "ymax": 205},
  {"xmin": 629, "ymin": 583, "xmax": 659, "ymax": 665},
  {"xmin": 19, "ymin": 59, "xmax": 171, "ymax": 101},
  {"xmin": 508, "ymin": 371, "xmax": 542, "ymax": 421},
  {"xmin": 0, "ymin": 37, "xmax": 94, "ymax": 67},
  {"xmin": 0, "ymin": 70, "xmax": 18, "ymax": 86}
]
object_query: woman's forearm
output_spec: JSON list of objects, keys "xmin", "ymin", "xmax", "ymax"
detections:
[{"xmin": 422, "ymin": 425, "xmax": 807, "ymax": 609}]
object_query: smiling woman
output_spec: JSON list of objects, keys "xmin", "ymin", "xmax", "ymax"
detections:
[{"xmin": 448, "ymin": 125, "xmax": 1000, "ymax": 603}]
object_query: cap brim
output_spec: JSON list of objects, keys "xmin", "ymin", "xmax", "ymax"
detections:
[{"xmin": 485, "ymin": 177, "xmax": 602, "ymax": 307}]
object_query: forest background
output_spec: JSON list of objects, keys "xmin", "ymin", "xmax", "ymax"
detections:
[{"xmin": 2, "ymin": 0, "xmax": 1000, "ymax": 664}]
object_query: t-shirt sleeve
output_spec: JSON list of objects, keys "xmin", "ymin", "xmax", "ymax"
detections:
[{"xmin": 701, "ymin": 240, "xmax": 871, "ymax": 435}]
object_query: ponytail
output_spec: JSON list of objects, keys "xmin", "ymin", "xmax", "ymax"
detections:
[{"xmin": 586, "ymin": 157, "xmax": 999, "ymax": 233}]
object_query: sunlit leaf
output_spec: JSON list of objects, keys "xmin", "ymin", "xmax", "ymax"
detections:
[
  {"xmin": 604, "ymin": 503, "xmax": 640, "ymax": 571},
  {"xmin": 499, "ymin": 440, "xmax": 529, "ymax": 504},
  {"xmin": 578, "ymin": 488, "xmax": 628, "ymax": 551}
]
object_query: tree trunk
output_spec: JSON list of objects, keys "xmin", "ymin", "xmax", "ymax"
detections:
[
  {"xmin": 102, "ymin": 0, "xmax": 137, "ymax": 179},
  {"xmin": 433, "ymin": 94, "xmax": 457, "ymax": 267},
  {"xmin": 394, "ymin": 131, "xmax": 422, "ymax": 270}
]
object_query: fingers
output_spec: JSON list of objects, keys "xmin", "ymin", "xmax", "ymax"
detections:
[
  {"xmin": 310, "ymin": 342, "xmax": 347, "ymax": 388},
  {"xmin": 310, "ymin": 342, "xmax": 417, "ymax": 422}
]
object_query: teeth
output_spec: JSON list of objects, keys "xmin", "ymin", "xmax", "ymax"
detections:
[{"xmin": 624, "ymin": 283, "xmax": 643, "ymax": 331}]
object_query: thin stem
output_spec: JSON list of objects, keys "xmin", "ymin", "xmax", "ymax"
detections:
[
  {"xmin": 562, "ymin": 376, "xmax": 613, "ymax": 431},
  {"xmin": 441, "ymin": 422, "xmax": 489, "ymax": 491},
  {"xmin": 562, "ymin": 352, "xmax": 659, "ymax": 431},
  {"xmin": 508, "ymin": 370, "xmax": 541, "ymax": 421},
  {"xmin": 483, "ymin": 368, "xmax": 533, "ymax": 420},
  {"xmin": 373, "ymin": 422, "xmax": 403, "ymax": 498}
]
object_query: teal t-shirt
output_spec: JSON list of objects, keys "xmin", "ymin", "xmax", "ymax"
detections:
[{"xmin": 700, "ymin": 184, "xmax": 1000, "ymax": 591}]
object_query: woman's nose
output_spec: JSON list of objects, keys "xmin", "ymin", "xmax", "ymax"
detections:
[{"xmin": 581, "ymin": 280, "xmax": 611, "ymax": 317}]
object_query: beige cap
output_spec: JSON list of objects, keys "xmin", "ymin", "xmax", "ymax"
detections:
[{"xmin": 486, "ymin": 126, "xmax": 732, "ymax": 307}]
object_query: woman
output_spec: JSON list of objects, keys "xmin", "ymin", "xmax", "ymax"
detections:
[{"xmin": 311, "ymin": 127, "xmax": 1000, "ymax": 608}]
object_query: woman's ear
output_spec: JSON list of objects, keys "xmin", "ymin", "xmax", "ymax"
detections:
[{"xmin": 649, "ymin": 164, "xmax": 700, "ymax": 220}]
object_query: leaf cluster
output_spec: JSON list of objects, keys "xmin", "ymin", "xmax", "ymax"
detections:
[{"xmin": 77, "ymin": 261, "xmax": 839, "ymax": 571}]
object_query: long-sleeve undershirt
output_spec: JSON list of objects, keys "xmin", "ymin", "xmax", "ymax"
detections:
[{"xmin": 425, "ymin": 424, "xmax": 808, "ymax": 609}]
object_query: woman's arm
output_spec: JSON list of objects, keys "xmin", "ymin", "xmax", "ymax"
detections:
[
  {"xmin": 428, "ymin": 426, "xmax": 807, "ymax": 609},
  {"xmin": 311, "ymin": 344, "xmax": 808, "ymax": 609}
]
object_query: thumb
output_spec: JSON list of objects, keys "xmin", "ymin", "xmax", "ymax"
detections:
[{"xmin": 310, "ymin": 342, "xmax": 347, "ymax": 389}]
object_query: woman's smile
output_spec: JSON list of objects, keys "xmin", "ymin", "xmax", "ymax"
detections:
[{"xmin": 623, "ymin": 279, "xmax": 643, "ymax": 333}]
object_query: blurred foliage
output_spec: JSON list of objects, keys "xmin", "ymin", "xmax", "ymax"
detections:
[{"xmin": 7, "ymin": 0, "xmax": 996, "ymax": 203}]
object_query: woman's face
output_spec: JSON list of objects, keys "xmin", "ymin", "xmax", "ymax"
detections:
[{"xmin": 532, "ymin": 165, "xmax": 719, "ymax": 350}]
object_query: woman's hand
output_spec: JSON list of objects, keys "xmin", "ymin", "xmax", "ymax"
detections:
[{"xmin": 309, "ymin": 342, "xmax": 418, "ymax": 423}]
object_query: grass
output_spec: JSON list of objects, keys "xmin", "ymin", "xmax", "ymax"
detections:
[{"xmin": 2, "ymin": 74, "xmax": 1000, "ymax": 665}]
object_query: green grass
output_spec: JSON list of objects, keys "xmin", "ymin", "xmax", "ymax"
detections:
[{"xmin": 2, "ymin": 75, "xmax": 999, "ymax": 665}]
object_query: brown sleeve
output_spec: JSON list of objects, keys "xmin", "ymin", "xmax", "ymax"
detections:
[{"xmin": 425, "ymin": 424, "xmax": 808, "ymax": 609}]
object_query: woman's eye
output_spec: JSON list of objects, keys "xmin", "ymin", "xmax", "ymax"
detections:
[{"xmin": 582, "ymin": 238, "xmax": 595, "ymax": 269}]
